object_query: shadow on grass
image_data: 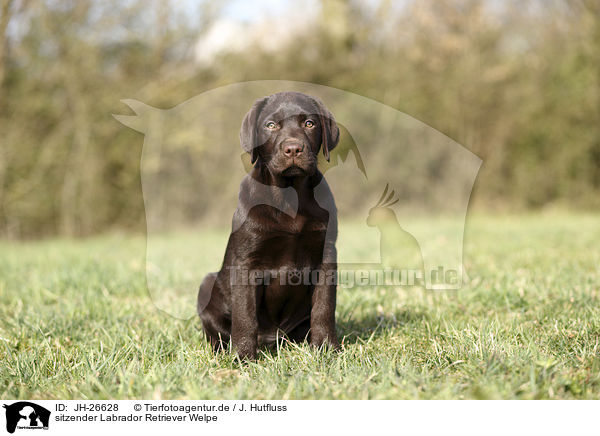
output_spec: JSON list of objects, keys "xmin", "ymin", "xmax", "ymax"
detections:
[
  {"xmin": 193, "ymin": 306, "xmax": 429, "ymax": 358},
  {"xmin": 337, "ymin": 308, "xmax": 429, "ymax": 344}
]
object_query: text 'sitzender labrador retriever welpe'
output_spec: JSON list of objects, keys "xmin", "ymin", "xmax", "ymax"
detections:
[{"xmin": 197, "ymin": 92, "xmax": 340, "ymax": 359}]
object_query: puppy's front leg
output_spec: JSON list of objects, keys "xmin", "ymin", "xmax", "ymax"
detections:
[
  {"xmin": 310, "ymin": 262, "xmax": 339, "ymax": 349},
  {"xmin": 231, "ymin": 284, "xmax": 259, "ymax": 359}
]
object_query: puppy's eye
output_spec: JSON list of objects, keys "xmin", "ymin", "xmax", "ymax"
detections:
[
  {"xmin": 304, "ymin": 119, "xmax": 315, "ymax": 128},
  {"xmin": 265, "ymin": 121, "xmax": 278, "ymax": 130}
]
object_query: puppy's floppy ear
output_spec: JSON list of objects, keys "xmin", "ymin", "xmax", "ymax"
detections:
[
  {"xmin": 240, "ymin": 97, "xmax": 268, "ymax": 165},
  {"xmin": 312, "ymin": 96, "xmax": 340, "ymax": 162}
]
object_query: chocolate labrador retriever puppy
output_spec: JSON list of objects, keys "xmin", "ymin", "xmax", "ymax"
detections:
[{"xmin": 197, "ymin": 91, "xmax": 340, "ymax": 359}]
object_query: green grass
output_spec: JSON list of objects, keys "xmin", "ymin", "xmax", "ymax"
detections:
[{"xmin": 1, "ymin": 213, "xmax": 600, "ymax": 399}]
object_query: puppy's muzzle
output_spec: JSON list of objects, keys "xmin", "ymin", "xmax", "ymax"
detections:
[{"xmin": 282, "ymin": 142, "xmax": 304, "ymax": 158}]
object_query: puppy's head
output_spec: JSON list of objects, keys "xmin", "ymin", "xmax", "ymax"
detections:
[{"xmin": 240, "ymin": 92, "xmax": 339, "ymax": 178}]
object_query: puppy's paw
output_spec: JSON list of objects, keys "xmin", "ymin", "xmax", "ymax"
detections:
[
  {"xmin": 310, "ymin": 330, "xmax": 340, "ymax": 351},
  {"xmin": 236, "ymin": 349, "xmax": 257, "ymax": 360},
  {"xmin": 234, "ymin": 338, "xmax": 258, "ymax": 360}
]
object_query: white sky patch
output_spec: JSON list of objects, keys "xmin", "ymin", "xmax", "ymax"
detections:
[{"xmin": 194, "ymin": 0, "xmax": 320, "ymax": 64}]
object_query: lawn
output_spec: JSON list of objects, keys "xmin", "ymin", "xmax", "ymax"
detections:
[{"xmin": 1, "ymin": 214, "xmax": 599, "ymax": 399}]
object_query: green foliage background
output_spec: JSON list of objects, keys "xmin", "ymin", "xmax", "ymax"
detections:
[{"xmin": 1, "ymin": 0, "xmax": 599, "ymax": 238}]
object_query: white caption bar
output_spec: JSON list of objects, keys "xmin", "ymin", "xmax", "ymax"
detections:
[{"xmin": 0, "ymin": 400, "xmax": 596, "ymax": 436}]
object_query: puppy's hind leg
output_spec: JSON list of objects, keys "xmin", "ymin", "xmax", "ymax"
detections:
[
  {"xmin": 198, "ymin": 273, "xmax": 231, "ymax": 352},
  {"xmin": 286, "ymin": 319, "xmax": 311, "ymax": 344}
]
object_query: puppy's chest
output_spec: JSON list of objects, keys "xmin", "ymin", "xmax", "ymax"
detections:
[
  {"xmin": 285, "ymin": 212, "xmax": 328, "ymax": 234},
  {"xmin": 252, "ymin": 214, "xmax": 327, "ymax": 267},
  {"xmin": 282, "ymin": 200, "xmax": 330, "ymax": 233}
]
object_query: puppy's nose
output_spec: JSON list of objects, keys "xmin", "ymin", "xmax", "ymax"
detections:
[{"xmin": 283, "ymin": 143, "xmax": 304, "ymax": 157}]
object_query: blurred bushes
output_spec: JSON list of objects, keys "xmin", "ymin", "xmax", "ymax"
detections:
[{"xmin": 0, "ymin": 0, "xmax": 599, "ymax": 238}]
